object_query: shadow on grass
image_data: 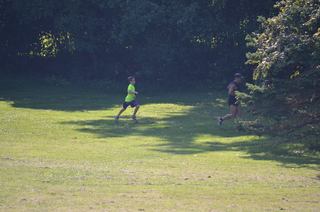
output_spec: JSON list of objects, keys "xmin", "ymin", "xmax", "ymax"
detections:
[
  {"xmin": 0, "ymin": 79, "xmax": 221, "ymax": 111},
  {"xmin": 1, "ymin": 80, "xmax": 318, "ymax": 168},
  {"xmin": 62, "ymin": 105, "xmax": 319, "ymax": 169},
  {"xmin": 0, "ymin": 85, "xmax": 120, "ymax": 111}
]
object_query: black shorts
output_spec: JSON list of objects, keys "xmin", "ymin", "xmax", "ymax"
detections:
[
  {"xmin": 123, "ymin": 100, "xmax": 139, "ymax": 109},
  {"xmin": 228, "ymin": 95, "xmax": 239, "ymax": 106}
]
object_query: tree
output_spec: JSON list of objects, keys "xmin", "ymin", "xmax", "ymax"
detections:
[{"xmin": 241, "ymin": 0, "xmax": 320, "ymax": 149}]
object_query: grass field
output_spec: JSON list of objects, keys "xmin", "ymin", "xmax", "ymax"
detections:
[{"xmin": 0, "ymin": 81, "xmax": 319, "ymax": 211}]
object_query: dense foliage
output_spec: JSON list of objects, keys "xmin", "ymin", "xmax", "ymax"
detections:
[
  {"xmin": 0, "ymin": 0, "xmax": 276, "ymax": 83},
  {"xmin": 240, "ymin": 0, "xmax": 320, "ymax": 149}
]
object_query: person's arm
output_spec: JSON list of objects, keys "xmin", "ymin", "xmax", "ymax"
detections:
[
  {"xmin": 228, "ymin": 84, "xmax": 236, "ymax": 96},
  {"xmin": 128, "ymin": 90, "xmax": 138, "ymax": 94},
  {"xmin": 128, "ymin": 86, "xmax": 138, "ymax": 94}
]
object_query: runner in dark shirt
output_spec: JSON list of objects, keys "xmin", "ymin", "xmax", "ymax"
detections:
[{"xmin": 218, "ymin": 73, "xmax": 243, "ymax": 125}]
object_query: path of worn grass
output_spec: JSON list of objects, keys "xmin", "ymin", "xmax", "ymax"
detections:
[{"xmin": 0, "ymin": 82, "xmax": 319, "ymax": 211}]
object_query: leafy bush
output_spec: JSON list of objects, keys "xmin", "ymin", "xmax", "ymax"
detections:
[{"xmin": 241, "ymin": 0, "xmax": 320, "ymax": 150}]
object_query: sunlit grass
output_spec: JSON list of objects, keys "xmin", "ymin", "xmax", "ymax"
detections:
[{"xmin": 0, "ymin": 85, "xmax": 319, "ymax": 211}]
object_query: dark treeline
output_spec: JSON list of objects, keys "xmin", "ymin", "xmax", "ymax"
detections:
[{"xmin": 0, "ymin": 0, "xmax": 277, "ymax": 84}]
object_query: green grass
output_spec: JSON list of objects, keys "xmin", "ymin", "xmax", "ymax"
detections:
[{"xmin": 0, "ymin": 82, "xmax": 319, "ymax": 211}]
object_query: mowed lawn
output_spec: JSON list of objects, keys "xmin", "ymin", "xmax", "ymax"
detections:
[{"xmin": 0, "ymin": 82, "xmax": 319, "ymax": 211}]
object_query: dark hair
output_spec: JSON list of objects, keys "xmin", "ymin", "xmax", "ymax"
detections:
[
  {"xmin": 128, "ymin": 76, "xmax": 135, "ymax": 82},
  {"xmin": 234, "ymin": 73, "xmax": 243, "ymax": 78}
]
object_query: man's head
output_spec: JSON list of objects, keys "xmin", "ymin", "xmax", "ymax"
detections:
[
  {"xmin": 234, "ymin": 73, "xmax": 243, "ymax": 83},
  {"xmin": 128, "ymin": 76, "xmax": 136, "ymax": 84}
]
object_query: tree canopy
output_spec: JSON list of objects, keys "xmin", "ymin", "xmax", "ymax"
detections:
[
  {"xmin": 0, "ymin": 0, "xmax": 277, "ymax": 83},
  {"xmin": 240, "ymin": 0, "xmax": 320, "ymax": 149}
]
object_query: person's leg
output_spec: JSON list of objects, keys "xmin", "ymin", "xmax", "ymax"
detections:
[
  {"xmin": 218, "ymin": 105, "xmax": 237, "ymax": 125},
  {"xmin": 115, "ymin": 103, "xmax": 128, "ymax": 120},
  {"xmin": 224, "ymin": 105, "xmax": 237, "ymax": 120},
  {"xmin": 132, "ymin": 105, "xmax": 140, "ymax": 120},
  {"xmin": 130, "ymin": 101, "xmax": 140, "ymax": 119},
  {"xmin": 116, "ymin": 108, "xmax": 126, "ymax": 119},
  {"xmin": 235, "ymin": 105, "xmax": 241, "ymax": 117}
]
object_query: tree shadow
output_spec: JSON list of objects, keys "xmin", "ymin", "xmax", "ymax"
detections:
[
  {"xmin": 1, "ymin": 80, "xmax": 318, "ymax": 168},
  {"xmin": 62, "ymin": 104, "xmax": 320, "ymax": 169},
  {"xmin": 0, "ymin": 79, "xmax": 221, "ymax": 111},
  {"xmin": 0, "ymin": 83, "xmax": 120, "ymax": 111}
]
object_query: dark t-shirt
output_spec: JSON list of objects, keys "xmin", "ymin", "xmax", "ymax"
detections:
[
  {"xmin": 227, "ymin": 81, "xmax": 241, "ymax": 106},
  {"xmin": 227, "ymin": 81, "xmax": 239, "ymax": 97}
]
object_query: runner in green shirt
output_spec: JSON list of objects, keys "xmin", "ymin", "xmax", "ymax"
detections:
[{"xmin": 115, "ymin": 76, "xmax": 140, "ymax": 123}]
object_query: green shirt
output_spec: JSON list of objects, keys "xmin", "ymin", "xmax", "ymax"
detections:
[{"xmin": 125, "ymin": 84, "xmax": 136, "ymax": 102}]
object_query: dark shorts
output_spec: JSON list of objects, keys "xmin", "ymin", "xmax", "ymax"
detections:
[
  {"xmin": 228, "ymin": 95, "xmax": 239, "ymax": 106},
  {"xmin": 123, "ymin": 100, "xmax": 139, "ymax": 109}
]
